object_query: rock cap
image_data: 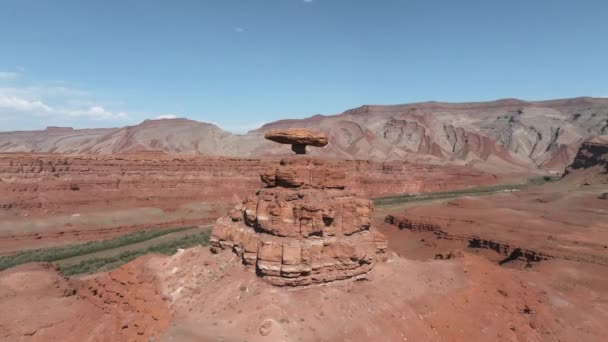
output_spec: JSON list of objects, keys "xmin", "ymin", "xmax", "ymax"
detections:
[{"xmin": 264, "ymin": 129, "xmax": 328, "ymax": 147}]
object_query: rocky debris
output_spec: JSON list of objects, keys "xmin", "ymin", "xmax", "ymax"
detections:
[
  {"xmin": 385, "ymin": 213, "xmax": 551, "ymax": 266},
  {"xmin": 259, "ymin": 320, "xmax": 273, "ymax": 336},
  {"xmin": 0, "ymin": 260, "xmax": 170, "ymax": 342},
  {"xmin": 74, "ymin": 257, "xmax": 171, "ymax": 340},
  {"xmin": 265, "ymin": 128, "xmax": 328, "ymax": 154},
  {"xmin": 211, "ymin": 137, "xmax": 387, "ymax": 286},
  {"xmin": 434, "ymin": 250, "xmax": 465, "ymax": 260},
  {"xmin": 599, "ymin": 192, "xmax": 608, "ymax": 200}
]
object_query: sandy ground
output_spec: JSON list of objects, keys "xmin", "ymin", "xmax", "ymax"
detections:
[
  {"xmin": 1, "ymin": 181, "xmax": 607, "ymax": 341},
  {"xmin": 3, "ymin": 241, "xmax": 607, "ymax": 342},
  {"xmin": 154, "ymin": 240, "xmax": 608, "ymax": 342}
]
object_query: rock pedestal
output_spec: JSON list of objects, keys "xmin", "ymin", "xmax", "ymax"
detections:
[
  {"xmin": 264, "ymin": 128, "xmax": 329, "ymax": 155},
  {"xmin": 210, "ymin": 156, "xmax": 388, "ymax": 286}
]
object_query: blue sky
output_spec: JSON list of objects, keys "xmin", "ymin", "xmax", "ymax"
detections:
[{"xmin": 1, "ymin": 0, "xmax": 607, "ymax": 133}]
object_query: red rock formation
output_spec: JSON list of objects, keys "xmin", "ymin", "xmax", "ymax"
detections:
[
  {"xmin": 0, "ymin": 154, "xmax": 265, "ymax": 216},
  {"xmin": 265, "ymin": 128, "xmax": 329, "ymax": 154},
  {"xmin": 0, "ymin": 153, "xmax": 503, "ymax": 218},
  {"xmin": 264, "ymin": 128, "xmax": 329, "ymax": 147},
  {"xmin": 210, "ymin": 156, "xmax": 388, "ymax": 286},
  {"xmin": 0, "ymin": 260, "xmax": 170, "ymax": 341},
  {"xmin": 382, "ymin": 188, "xmax": 608, "ymax": 267},
  {"xmin": 0, "ymin": 153, "xmax": 505, "ymax": 253},
  {"xmin": 75, "ymin": 257, "xmax": 171, "ymax": 340}
]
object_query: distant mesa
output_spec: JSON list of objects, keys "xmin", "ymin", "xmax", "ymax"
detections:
[
  {"xmin": 264, "ymin": 128, "xmax": 328, "ymax": 154},
  {"xmin": 44, "ymin": 126, "xmax": 75, "ymax": 132}
]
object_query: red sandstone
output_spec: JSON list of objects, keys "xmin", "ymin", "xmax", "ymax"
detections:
[{"xmin": 211, "ymin": 156, "xmax": 388, "ymax": 286}]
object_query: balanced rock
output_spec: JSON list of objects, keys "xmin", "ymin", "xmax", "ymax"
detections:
[
  {"xmin": 210, "ymin": 144, "xmax": 387, "ymax": 286},
  {"xmin": 265, "ymin": 129, "xmax": 328, "ymax": 154}
]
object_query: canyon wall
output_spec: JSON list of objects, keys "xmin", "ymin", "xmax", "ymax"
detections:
[
  {"xmin": 0, "ymin": 153, "xmax": 503, "ymax": 251},
  {"xmin": 0, "ymin": 153, "xmax": 502, "ymax": 220}
]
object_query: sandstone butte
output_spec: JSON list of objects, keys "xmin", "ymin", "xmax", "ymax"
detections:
[{"xmin": 210, "ymin": 130, "xmax": 387, "ymax": 286}]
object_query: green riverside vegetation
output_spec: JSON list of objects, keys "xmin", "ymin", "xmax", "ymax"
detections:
[
  {"xmin": 0, "ymin": 176, "xmax": 557, "ymax": 276},
  {"xmin": 373, "ymin": 176, "xmax": 557, "ymax": 206},
  {"xmin": 58, "ymin": 231, "xmax": 210, "ymax": 276},
  {"xmin": 0, "ymin": 226, "xmax": 193, "ymax": 272}
]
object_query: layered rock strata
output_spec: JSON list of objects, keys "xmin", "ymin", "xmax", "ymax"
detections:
[
  {"xmin": 210, "ymin": 156, "xmax": 387, "ymax": 286},
  {"xmin": 0, "ymin": 153, "xmax": 502, "ymax": 254},
  {"xmin": 0, "ymin": 153, "xmax": 501, "ymax": 219}
]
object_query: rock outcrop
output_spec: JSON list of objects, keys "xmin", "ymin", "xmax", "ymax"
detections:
[
  {"xmin": 264, "ymin": 129, "xmax": 329, "ymax": 147},
  {"xmin": 264, "ymin": 128, "xmax": 328, "ymax": 154},
  {"xmin": 562, "ymin": 136, "xmax": 608, "ymax": 184},
  {"xmin": 383, "ymin": 189, "xmax": 608, "ymax": 267},
  {"xmin": 210, "ymin": 133, "xmax": 387, "ymax": 286}
]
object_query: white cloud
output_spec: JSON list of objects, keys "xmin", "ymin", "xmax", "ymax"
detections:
[
  {"xmin": 0, "ymin": 88, "xmax": 129, "ymax": 121},
  {"xmin": 1, "ymin": 71, "xmax": 108, "ymax": 121},
  {"xmin": 155, "ymin": 114, "xmax": 178, "ymax": 119},
  {"xmin": 303, "ymin": 0, "xmax": 313, "ymax": 3},
  {"xmin": 0, "ymin": 71, "xmax": 21, "ymax": 81},
  {"xmin": 0, "ymin": 94, "xmax": 52, "ymax": 113},
  {"xmin": 67, "ymin": 106, "xmax": 129, "ymax": 120},
  {"xmin": 234, "ymin": 27, "xmax": 245, "ymax": 33},
  {"xmin": 0, "ymin": 73, "xmax": 182, "ymax": 131}
]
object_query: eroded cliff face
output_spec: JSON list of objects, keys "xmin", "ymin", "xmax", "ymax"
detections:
[
  {"xmin": 564, "ymin": 141, "xmax": 608, "ymax": 173},
  {"xmin": 382, "ymin": 186, "xmax": 608, "ymax": 268},
  {"xmin": 0, "ymin": 153, "xmax": 504, "ymax": 252},
  {"xmin": 312, "ymin": 99, "xmax": 607, "ymax": 172},
  {"xmin": 210, "ymin": 156, "xmax": 388, "ymax": 286},
  {"xmin": 562, "ymin": 136, "xmax": 608, "ymax": 184},
  {"xmin": 0, "ymin": 154, "xmax": 265, "ymax": 217},
  {"xmin": 0, "ymin": 153, "xmax": 502, "ymax": 219}
]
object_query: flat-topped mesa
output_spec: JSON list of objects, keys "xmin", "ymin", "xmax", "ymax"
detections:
[
  {"xmin": 264, "ymin": 128, "xmax": 328, "ymax": 155},
  {"xmin": 210, "ymin": 152, "xmax": 387, "ymax": 287}
]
